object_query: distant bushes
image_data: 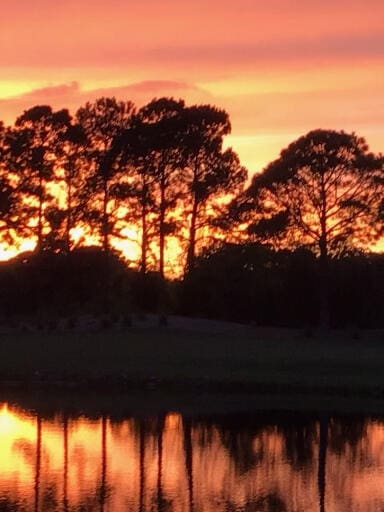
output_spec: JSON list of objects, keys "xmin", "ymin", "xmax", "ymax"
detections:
[
  {"xmin": 179, "ymin": 243, "xmax": 384, "ymax": 328},
  {"xmin": 1, "ymin": 243, "xmax": 384, "ymax": 328}
]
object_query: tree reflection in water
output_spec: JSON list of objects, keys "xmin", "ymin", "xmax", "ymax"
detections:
[
  {"xmin": 0, "ymin": 405, "xmax": 381, "ymax": 512},
  {"xmin": 225, "ymin": 492, "xmax": 287, "ymax": 512},
  {"xmin": 0, "ymin": 496, "xmax": 27, "ymax": 512},
  {"xmin": 96, "ymin": 416, "xmax": 109, "ymax": 511},
  {"xmin": 183, "ymin": 417, "xmax": 194, "ymax": 512},
  {"xmin": 318, "ymin": 416, "xmax": 328, "ymax": 512}
]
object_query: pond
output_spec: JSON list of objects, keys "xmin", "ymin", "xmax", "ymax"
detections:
[{"xmin": 0, "ymin": 399, "xmax": 383, "ymax": 511}]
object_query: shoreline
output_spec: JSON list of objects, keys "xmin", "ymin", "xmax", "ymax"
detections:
[
  {"xmin": 1, "ymin": 375, "xmax": 384, "ymax": 418},
  {"xmin": 1, "ymin": 320, "xmax": 384, "ymax": 415}
]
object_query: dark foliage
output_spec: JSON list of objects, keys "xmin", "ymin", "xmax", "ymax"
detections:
[
  {"xmin": 0, "ymin": 248, "xmax": 140, "ymax": 320},
  {"xmin": 0, "ymin": 100, "xmax": 383, "ymax": 328},
  {"xmin": 180, "ymin": 243, "xmax": 384, "ymax": 328},
  {"xmin": 227, "ymin": 129, "xmax": 384, "ymax": 327},
  {"xmin": 180, "ymin": 243, "xmax": 318, "ymax": 326}
]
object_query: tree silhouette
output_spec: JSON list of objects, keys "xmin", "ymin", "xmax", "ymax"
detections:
[
  {"xmin": 137, "ymin": 98, "xmax": 186, "ymax": 278},
  {"xmin": 6, "ymin": 106, "xmax": 72, "ymax": 251},
  {"xmin": 231, "ymin": 129, "xmax": 384, "ymax": 327},
  {"xmin": 111, "ymin": 116, "xmax": 159, "ymax": 274},
  {"xmin": 179, "ymin": 105, "xmax": 247, "ymax": 272},
  {"xmin": 76, "ymin": 97, "xmax": 135, "ymax": 254},
  {"xmin": 75, "ymin": 98, "xmax": 135, "ymax": 311},
  {"xmin": 0, "ymin": 123, "xmax": 19, "ymax": 247},
  {"xmin": 0, "ymin": 497, "xmax": 27, "ymax": 512},
  {"xmin": 50, "ymin": 121, "xmax": 88, "ymax": 253},
  {"xmin": 112, "ymin": 102, "xmax": 247, "ymax": 275},
  {"xmin": 1, "ymin": 98, "xmax": 384, "ymax": 326}
]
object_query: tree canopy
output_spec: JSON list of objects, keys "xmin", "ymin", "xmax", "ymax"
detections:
[
  {"xmin": 1, "ymin": 102, "xmax": 384, "ymax": 326},
  {"xmin": 0, "ymin": 97, "xmax": 249, "ymax": 278},
  {"xmin": 1, "ymin": 101, "xmax": 384, "ymax": 326},
  {"xmin": 228, "ymin": 129, "xmax": 384, "ymax": 325},
  {"xmin": 234, "ymin": 129, "xmax": 384, "ymax": 257}
]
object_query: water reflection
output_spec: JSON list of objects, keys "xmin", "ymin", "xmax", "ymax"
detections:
[{"xmin": 0, "ymin": 403, "xmax": 384, "ymax": 511}]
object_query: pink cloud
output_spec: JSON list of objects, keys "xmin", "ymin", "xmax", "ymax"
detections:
[{"xmin": 0, "ymin": 81, "xmax": 211, "ymax": 124}]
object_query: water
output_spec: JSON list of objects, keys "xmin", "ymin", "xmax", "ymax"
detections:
[{"xmin": 0, "ymin": 401, "xmax": 383, "ymax": 511}]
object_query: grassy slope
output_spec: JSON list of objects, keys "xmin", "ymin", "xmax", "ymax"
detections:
[{"xmin": 0, "ymin": 325, "xmax": 383, "ymax": 395}]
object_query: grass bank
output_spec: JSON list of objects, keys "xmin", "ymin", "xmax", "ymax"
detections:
[{"xmin": 0, "ymin": 320, "xmax": 383, "ymax": 400}]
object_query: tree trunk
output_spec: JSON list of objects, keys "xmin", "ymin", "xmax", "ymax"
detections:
[
  {"xmin": 159, "ymin": 171, "xmax": 166, "ymax": 279},
  {"xmin": 37, "ymin": 174, "xmax": 44, "ymax": 251},
  {"xmin": 319, "ymin": 175, "xmax": 330, "ymax": 329},
  {"xmin": 102, "ymin": 176, "xmax": 111, "ymax": 312},
  {"xmin": 102, "ymin": 176, "xmax": 109, "ymax": 254},
  {"xmin": 65, "ymin": 179, "xmax": 72, "ymax": 254},
  {"xmin": 319, "ymin": 236, "xmax": 330, "ymax": 329},
  {"xmin": 140, "ymin": 184, "xmax": 148, "ymax": 275},
  {"xmin": 186, "ymin": 190, "xmax": 198, "ymax": 274},
  {"xmin": 157, "ymin": 170, "xmax": 168, "ymax": 323}
]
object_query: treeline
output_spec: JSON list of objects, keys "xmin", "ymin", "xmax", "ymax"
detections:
[
  {"xmin": 181, "ymin": 243, "xmax": 384, "ymax": 328},
  {"xmin": 0, "ymin": 97, "xmax": 246, "ymax": 276},
  {"xmin": 226, "ymin": 129, "xmax": 384, "ymax": 326},
  {"xmin": 1, "ymin": 244, "xmax": 384, "ymax": 328},
  {"xmin": 1, "ymin": 97, "xmax": 384, "ymax": 327}
]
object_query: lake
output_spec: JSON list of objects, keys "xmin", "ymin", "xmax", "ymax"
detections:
[{"xmin": 0, "ymin": 399, "xmax": 383, "ymax": 511}]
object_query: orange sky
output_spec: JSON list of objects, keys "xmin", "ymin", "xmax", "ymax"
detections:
[{"xmin": 0, "ymin": 0, "xmax": 383, "ymax": 174}]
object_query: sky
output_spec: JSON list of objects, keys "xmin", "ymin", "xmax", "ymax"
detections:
[{"xmin": 0, "ymin": 0, "xmax": 383, "ymax": 174}]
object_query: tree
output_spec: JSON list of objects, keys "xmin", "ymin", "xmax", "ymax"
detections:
[
  {"xmin": 111, "ymin": 100, "xmax": 247, "ymax": 277},
  {"xmin": 6, "ymin": 106, "xmax": 72, "ymax": 251},
  {"xmin": 178, "ymin": 105, "xmax": 247, "ymax": 272},
  {"xmin": 0, "ymin": 122, "xmax": 19, "ymax": 247},
  {"xmin": 75, "ymin": 97, "xmax": 135, "ymax": 254},
  {"xmin": 49, "ymin": 121, "xmax": 88, "ymax": 253},
  {"xmin": 136, "ymin": 98, "xmax": 186, "ymax": 278},
  {"xmin": 232, "ymin": 129, "xmax": 384, "ymax": 326},
  {"xmin": 75, "ymin": 97, "xmax": 135, "ymax": 312},
  {"xmin": 111, "ymin": 117, "xmax": 158, "ymax": 274}
]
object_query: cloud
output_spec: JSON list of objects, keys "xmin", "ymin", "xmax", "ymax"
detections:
[
  {"xmin": 148, "ymin": 32, "xmax": 384, "ymax": 67},
  {"xmin": 0, "ymin": 80, "xmax": 211, "ymax": 124},
  {"xmin": 2, "ymin": 31, "xmax": 383, "ymax": 70},
  {"xmin": 94, "ymin": 80, "xmax": 205, "ymax": 97},
  {"xmin": 0, "ymin": 77, "xmax": 382, "ymax": 174},
  {"xmin": 12, "ymin": 82, "xmax": 80, "ymax": 101}
]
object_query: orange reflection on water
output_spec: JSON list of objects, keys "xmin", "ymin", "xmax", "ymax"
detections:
[
  {"xmin": 1, "ymin": 403, "xmax": 384, "ymax": 511},
  {"xmin": 0, "ymin": 404, "xmax": 36, "ymax": 503}
]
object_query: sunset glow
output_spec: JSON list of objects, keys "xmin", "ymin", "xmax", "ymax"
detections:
[{"xmin": 1, "ymin": 0, "xmax": 383, "ymax": 174}]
